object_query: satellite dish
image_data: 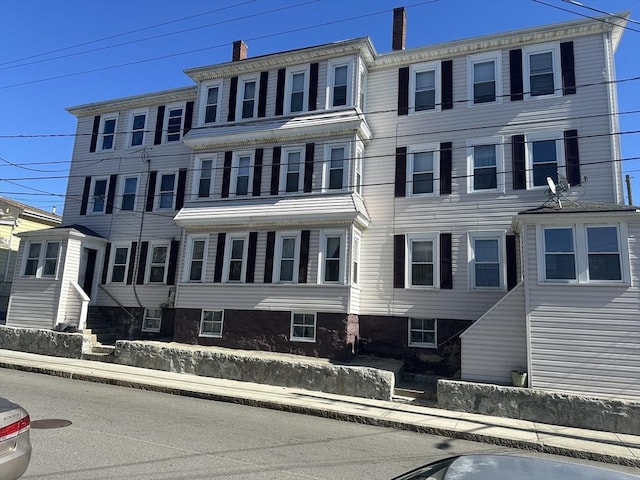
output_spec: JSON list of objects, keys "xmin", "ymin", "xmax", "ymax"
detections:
[{"xmin": 546, "ymin": 176, "xmax": 557, "ymax": 195}]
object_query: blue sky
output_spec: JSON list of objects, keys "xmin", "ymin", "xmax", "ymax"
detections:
[{"xmin": 0, "ymin": 0, "xmax": 638, "ymax": 215}]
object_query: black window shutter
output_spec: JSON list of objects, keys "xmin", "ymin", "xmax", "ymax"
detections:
[
  {"xmin": 398, "ymin": 67, "xmax": 409, "ymax": 115},
  {"xmin": 509, "ymin": 49, "xmax": 524, "ymax": 101},
  {"xmin": 560, "ymin": 41, "xmax": 576, "ymax": 95},
  {"xmin": 564, "ymin": 129, "xmax": 581, "ymax": 186},
  {"xmin": 136, "ymin": 241, "xmax": 149, "ymax": 285},
  {"xmin": 154, "ymin": 106, "xmax": 165, "ymax": 145},
  {"xmin": 213, "ymin": 233, "xmax": 226, "ymax": 283},
  {"xmin": 258, "ymin": 71, "xmax": 269, "ymax": 118},
  {"xmin": 395, "ymin": 147, "xmax": 407, "ymax": 197},
  {"xmin": 440, "ymin": 142, "xmax": 452, "ymax": 195},
  {"xmin": 146, "ymin": 170, "xmax": 158, "ymax": 211},
  {"xmin": 228, "ymin": 77, "xmax": 238, "ymax": 122},
  {"xmin": 183, "ymin": 101, "xmax": 194, "ymax": 135},
  {"xmin": 175, "ymin": 169, "xmax": 187, "ymax": 210},
  {"xmin": 393, "ymin": 234, "xmax": 405, "ymax": 288},
  {"xmin": 105, "ymin": 174, "xmax": 117, "ymax": 214},
  {"xmin": 264, "ymin": 231, "xmax": 275, "ymax": 283},
  {"xmin": 253, "ymin": 148, "xmax": 263, "ymax": 197},
  {"xmin": 89, "ymin": 115, "xmax": 100, "ymax": 152},
  {"xmin": 221, "ymin": 151, "xmax": 232, "ymax": 198},
  {"xmin": 246, "ymin": 232, "xmax": 258, "ymax": 283},
  {"xmin": 167, "ymin": 239, "xmax": 180, "ymax": 285},
  {"xmin": 511, "ymin": 135, "xmax": 526, "ymax": 190},
  {"xmin": 275, "ymin": 68, "xmax": 286, "ymax": 116},
  {"xmin": 441, "ymin": 60, "xmax": 453, "ymax": 110},
  {"xmin": 80, "ymin": 176, "xmax": 91, "ymax": 215},
  {"xmin": 304, "ymin": 143, "xmax": 314, "ymax": 193},
  {"xmin": 506, "ymin": 234, "xmax": 517, "ymax": 291},
  {"xmin": 440, "ymin": 233, "xmax": 452, "ymax": 289},
  {"xmin": 270, "ymin": 146, "xmax": 281, "ymax": 195},
  {"xmin": 101, "ymin": 243, "xmax": 111, "ymax": 284},
  {"xmin": 308, "ymin": 63, "xmax": 319, "ymax": 111},
  {"xmin": 126, "ymin": 242, "xmax": 138, "ymax": 285},
  {"xmin": 299, "ymin": 230, "xmax": 310, "ymax": 284}
]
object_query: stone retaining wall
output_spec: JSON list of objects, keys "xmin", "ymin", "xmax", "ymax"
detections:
[
  {"xmin": 0, "ymin": 325, "xmax": 85, "ymax": 359},
  {"xmin": 115, "ymin": 340, "xmax": 396, "ymax": 400},
  {"xmin": 438, "ymin": 379, "xmax": 640, "ymax": 435}
]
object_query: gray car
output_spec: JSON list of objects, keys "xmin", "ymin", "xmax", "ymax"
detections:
[
  {"xmin": 391, "ymin": 454, "xmax": 640, "ymax": 480},
  {"xmin": 0, "ymin": 397, "xmax": 31, "ymax": 480}
]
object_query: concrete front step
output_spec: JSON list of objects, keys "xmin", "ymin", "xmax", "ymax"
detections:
[
  {"xmin": 81, "ymin": 351, "xmax": 115, "ymax": 363},
  {"xmin": 92, "ymin": 345, "xmax": 115, "ymax": 354}
]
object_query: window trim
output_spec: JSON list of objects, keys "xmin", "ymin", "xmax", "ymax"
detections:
[
  {"xmin": 319, "ymin": 230, "xmax": 346, "ymax": 284},
  {"xmin": 352, "ymin": 232, "xmax": 361, "ymax": 286},
  {"xmin": 200, "ymin": 309, "xmax": 224, "ymax": 338},
  {"xmin": 108, "ymin": 244, "xmax": 131, "ymax": 284},
  {"xmin": 119, "ymin": 174, "xmax": 139, "ymax": 212},
  {"xmin": 99, "ymin": 113, "xmax": 118, "ymax": 151},
  {"xmin": 537, "ymin": 223, "xmax": 629, "ymax": 285},
  {"xmin": 354, "ymin": 146, "xmax": 363, "ymax": 196},
  {"xmin": 327, "ymin": 57, "xmax": 353, "ymax": 108},
  {"xmin": 408, "ymin": 318, "xmax": 437, "ymax": 348},
  {"xmin": 407, "ymin": 143, "xmax": 440, "ymax": 197},
  {"xmin": 22, "ymin": 240, "xmax": 60, "ymax": 279},
  {"xmin": 284, "ymin": 65, "xmax": 310, "ymax": 115},
  {"xmin": 193, "ymin": 154, "xmax": 216, "ymax": 200},
  {"xmin": 409, "ymin": 61, "xmax": 441, "ymax": 114},
  {"xmin": 523, "ymin": 42, "xmax": 562, "ymax": 100},
  {"xmin": 222, "ymin": 233, "xmax": 249, "ymax": 283},
  {"xmin": 126, "ymin": 109, "xmax": 148, "ymax": 148},
  {"xmin": 236, "ymin": 75, "xmax": 259, "ymax": 121},
  {"xmin": 323, "ymin": 143, "xmax": 350, "ymax": 192},
  {"xmin": 290, "ymin": 312, "xmax": 317, "ymax": 343},
  {"xmin": 142, "ymin": 308, "xmax": 162, "ymax": 333},
  {"xmin": 230, "ymin": 151, "xmax": 254, "ymax": 197},
  {"xmin": 466, "ymin": 137, "xmax": 504, "ymax": 193},
  {"xmin": 279, "ymin": 146, "xmax": 305, "ymax": 194},
  {"xmin": 467, "ymin": 51, "xmax": 502, "ymax": 107},
  {"xmin": 199, "ymin": 80, "xmax": 222, "ymax": 125},
  {"xmin": 163, "ymin": 103, "xmax": 185, "ymax": 143},
  {"xmin": 406, "ymin": 233, "xmax": 439, "ymax": 289},
  {"xmin": 156, "ymin": 171, "xmax": 178, "ymax": 210},
  {"xmin": 274, "ymin": 232, "xmax": 301, "ymax": 283},
  {"xmin": 89, "ymin": 176, "xmax": 110, "ymax": 215},
  {"xmin": 146, "ymin": 242, "xmax": 170, "ymax": 284},
  {"xmin": 184, "ymin": 235, "xmax": 209, "ymax": 283},
  {"xmin": 468, "ymin": 231, "xmax": 506, "ymax": 290},
  {"xmin": 525, "ymin": 132, "xmax": 565, "ymax": 190}
]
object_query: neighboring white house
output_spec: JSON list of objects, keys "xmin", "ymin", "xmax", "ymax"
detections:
[{"xmin": 7, "ymin": 9, "xmax": 637, "ymax": 397}]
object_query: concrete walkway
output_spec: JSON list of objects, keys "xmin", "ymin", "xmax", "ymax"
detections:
[{"xmin": 1, "ymin": 348, "xmax": 638, "ymax": 468}]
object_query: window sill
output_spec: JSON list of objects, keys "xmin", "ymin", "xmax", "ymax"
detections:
[
  {"xmin": 199, "ymin": 333, "xmax": 222, "ymax": 338},
  {"xmin": 408, "ymin": 343, "xmax": 437, "ymax": 349},
  {"xmin": 290, "ymin": 337, "xmax": 316, "ymax": 343}
]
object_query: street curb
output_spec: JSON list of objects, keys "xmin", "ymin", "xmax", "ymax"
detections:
[{"xmin": 2, "ymin": 361, "xmax": 638, "ymax": 468}]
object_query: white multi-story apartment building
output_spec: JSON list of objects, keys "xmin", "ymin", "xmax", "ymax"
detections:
[{"xmin": 7, "ymin": 9, "xmax": 638, "ymax": 399}]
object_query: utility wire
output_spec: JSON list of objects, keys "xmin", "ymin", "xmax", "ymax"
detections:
[
  {"xmin": 531, "ymin": 0, "xmax": 640, "ymax": 33},
  {"xmin": 560, "ymin": 0, "xmax": 640, "ymax": 25}
]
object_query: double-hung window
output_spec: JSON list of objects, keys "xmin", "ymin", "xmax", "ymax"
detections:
[
  {"xmin": 110, "ymin": 245, "xmax": 129, "ymax": 283},
  {"xmin": 587, "ymin": 226, "xmax": 622, "ymax": 281},
  {"xmin": 324, "ymin": 144, "xmax": 348, "ymax": 191},
  {"xmin": 280, "ymin": 147, "xmax": 303, "ymax": 193},
  {"xmin": 200, "ymin": 310, "xmax": 223, "ymax": 337},
  {"xmin": 231, "ymin": 152, "xmax": 253, "ymax": 196},
  {"xmin": 224, "ymin": 234, "xmax": 248, "ymax": 283},
  {"xmin": 408, "ymin": 144, "xmax": 439, "ymax": 196},
  {"xmin": 90, "ymin": 177, "xmax": 109, "ymax": 214},
  {"xmin": 352, "ymin": 234, "xmax": 360, "ymax": 285},
  {"xmin": 467, "ymin": 52, "xmax": 501, "ymax": 105},
  {"xmin": 523, "ymin": 43, "xmax": 561, "ymax": 99},
  {"xmin": 526, "ymin": 132, "xmax": 564, "ymax": 188},
  {"xmin": 275, "ymin": 233, "xmax": 300, "ymax": 283},
  {"xmin": 195, "ymin": 155, "xmax": 215, "ymax": 199},
  {"xmin": 238, "ymin": 77, "xmax": 258, "ymax": 120},
  {"xmin": 201, "ymin": 81, "xmax": 221, "ymax": 124},
  {"xmin": 407, "ymin": 234, "xmax": 438, "ymax": 288},
  {"xmin": 186, "ymin": 236, "xmax": 207, "ymax": 282},
  {"xmin": 358, "ymin": 67, "xmax": 367, "ymax": 111},
  {"xmin": 158, "ymin": 172, "xmax": 177, "ymax": 209},
  {"xmin": 410, "ymin": 62, "xmax": 440, "ymax": 113},
  {"xmin": 320, "ymin": 231, "xmax": 345, "ymax": 284},
  {"xmin": 290, "ymin": 312, "xmax": 316, "ymax": 342},
  {"xmin": 467, "ymin": 138, "xmax": 503, "ymax": 193},
  {"xmin": 285, "ymin": 66, "xmax": 309, "ymax": 114},
  {"xmin": 142, "ymin": 308, "xmax": 162, "ymax": 332},
  {"xmin": 99, "ymin": 114, "xmax": 117, "ymax": 151},
  {"xmin": 120, "ymin": 175, "xmax": 138, "ymax": 211},
  {"xmin": 542, "ymin": 227, "xmax": 576, "ymax": 281},
  {"xmin": 128, "ymin": 110, "xmax": 147, "ymax": 147},
  {"xmin": 165, "ymin": 104, "xmax": 184, "ymax": 143},
  {"xmin": 328, "ymin": 58, "xmax": 352, "ymax": 108},
  {"xmin": 408, "ymin": 318, "xmax": 437, "ymax": 348},
  {"xmin": 24, "ymin": 241, "xmax": 60, "ymax": 278},
  {"xmin": 148, "ymin": 244, "xmax": 169, "ymax": 283},
  {"xmin": 469, "ymin": 232, "xmax": 505, "ymax": 289},
  {"xmin": 354, "ymin": 148, "xmax": 363, "ymax": 196}
]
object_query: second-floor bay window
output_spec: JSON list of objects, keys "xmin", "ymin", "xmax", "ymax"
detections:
[
  {"xmin": 324, "ymin": 145, "xmax": 347, "ymax": 191},
  {"xmin": 320, "ymin": 231, "xmax": 345, "ymax": 284},
  {"xmin": 224, "ymin": 235, "xmax": 248, "ymax": 282}
]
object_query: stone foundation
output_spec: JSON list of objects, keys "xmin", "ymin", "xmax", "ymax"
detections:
[
  {"xmin": 0, "ymin": 325, "xmax": 84, "ymax": 358},
  {"xmin": 115, "ymin": 340, "xmax": 396, "ymax": 400},
  {"xmin": 438, "ymin": 379, "xmax": 640, "ymax": 435}
]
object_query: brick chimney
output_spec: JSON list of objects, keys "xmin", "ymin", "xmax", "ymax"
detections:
[
  {"xmin": 392, "ymin": 7, "xmax": 406, "ymax": 51},
  {"xmin": 232, "ymin": 40, "xmax": 248, "ymax": 61}
]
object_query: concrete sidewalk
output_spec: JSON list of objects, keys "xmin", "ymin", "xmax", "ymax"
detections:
[{"xmin": 1, "ymin": 349, "xmax": 638, "ymax": 468}]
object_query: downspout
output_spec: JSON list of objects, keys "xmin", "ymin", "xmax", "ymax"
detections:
[{"xmin": 603, "ymin": 30, "xmax": 623, "ymax": 204}]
